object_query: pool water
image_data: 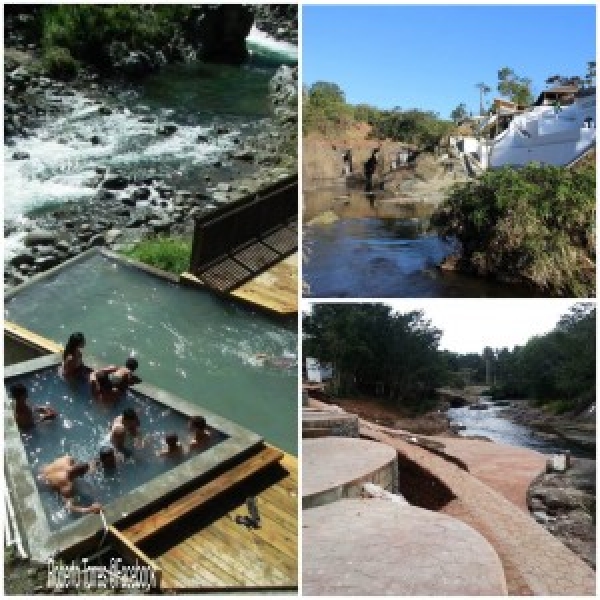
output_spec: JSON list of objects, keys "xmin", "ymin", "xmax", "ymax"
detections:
[
  {"xmin": 5, "ymin": 252, "xmax": 298, "ymax": 454},
  {"xmin": 7, "ymin": 366, "xmax": 227, "ymax": 531}
]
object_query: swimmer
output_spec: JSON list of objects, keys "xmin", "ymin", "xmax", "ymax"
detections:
[
  {"xmin": 61, "ymin": 332, "xmax": 86, "ymax": 379},
  {"xmin": 107, "ymin": 357, "xmax": 140, "ymax": 390},
  {"xmin": 90, "ymin": 369, "xmax": 121, "ymax": 403},
  {"xmin": 97, "ymin": 446, "xmax": 122, "ymax": 471},
  {"xmin": 255, "ymin": 352, "xmax": 297, "ymax": 369},
  {"xmin": 156, "ymin": 433, "xmax": 183, "ymax": 457},
  {"xmin": 188, "ymin": 416, "xmax": 212, "ymax": 450},
  {"xmin": 10, "ymin": 383, "xmax": 57, "ymax": 430},
  {"xmin": 110, "ymin": 408, "xmax": 141, "ymax": 453},
  {"xmin": 38, "ymin": 455, "xmax": 102, "ymax": 514}
]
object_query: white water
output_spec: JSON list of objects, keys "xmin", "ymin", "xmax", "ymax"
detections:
[
  {"xmin": 246, "ymin": 26, "xmax": 298, "ymax": 62},
  {"xmin": 4, "ymin": 28, "xmax": 297, "ymax": 262}
]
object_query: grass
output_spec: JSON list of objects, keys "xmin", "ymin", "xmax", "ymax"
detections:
[{"xmin": 121, "ymin": 236, "xmax": 192, "ymax": 275}]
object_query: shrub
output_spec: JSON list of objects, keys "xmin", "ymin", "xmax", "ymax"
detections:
[
  {"xmin": 121, "ymin": 237, "xmax": 192, "ymax": 275},
  {"xmin": 432, "ymin": 164, "xmax": 596, "ymax": 296},
  {"xmin": 42, "ymin": 46, "xmax": 78, "ymax": 79}
]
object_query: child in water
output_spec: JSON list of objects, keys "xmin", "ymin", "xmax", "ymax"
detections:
[
  {"xmin": 157, "ymin": 433, "xmax": 183, "ymax": 457},
  {"xmin": 61, "ymin": 332, "xmax": 85, "ymax": 379}
]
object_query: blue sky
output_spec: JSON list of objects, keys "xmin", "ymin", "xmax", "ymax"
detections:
[{"xmin": 303, "ymin": 4, "xmax": 596, "ymax": 119}]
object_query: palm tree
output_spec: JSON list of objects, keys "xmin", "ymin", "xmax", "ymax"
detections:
[{"xmin": 475, "ymin": 82, "xmax": 491, "ymax": 116}]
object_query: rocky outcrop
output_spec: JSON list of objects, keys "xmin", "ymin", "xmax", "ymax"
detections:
[{"xmin": 528, "ymin": 458, "xmax": 596, "ymax": 569}]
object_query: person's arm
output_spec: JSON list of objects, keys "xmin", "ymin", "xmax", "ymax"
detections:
[{"xmin": 65, "ymin": 498, "xmax": 103, "ymax": 514}]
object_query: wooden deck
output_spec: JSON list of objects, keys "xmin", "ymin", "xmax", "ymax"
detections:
[
  {"xmin": 139, "ymin": 452, "xmax": 298, "ymax": 590},
  {"xmin": 181, "ymin": 252, "xmax": 298, "ymax": 316}
]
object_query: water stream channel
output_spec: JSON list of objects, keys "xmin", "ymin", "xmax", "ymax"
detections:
[
  {"xmin": 448, "ymin": 401, "xmax": 594, "ymax": 459},
  {"xmin": 303, "ymin": 187, "xmax": 541, "ymax": 298}
]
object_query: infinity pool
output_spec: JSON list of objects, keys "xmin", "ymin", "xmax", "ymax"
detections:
[{"xmin": 5, "ymin": 250, "xmax": 297, "ymax": 454}]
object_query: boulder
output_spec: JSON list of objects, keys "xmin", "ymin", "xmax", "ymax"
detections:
[
  {"xmin": 98, "ymin": 106, "xmax": 112, "ymax": 116},
  {"xmin": 102, "ymin": 175, "xmax": 129, "ymax": 190},
  {"xmin": 157, "ymin": 124, "xmax": 177, "ymax": 136},
  {"xmin": 87, "ymin": 233, "xmax": 106, "ymax": 247},
  {"xmin": 132, "ymin": 187, "xmax": 151, "ymax": 201},
  {"xmin": 9, "ymin": 251, "xmax": 35, "ymax": 267},
  {"xmin": 90, "ymin": 135, "xmax": 102, "ymax": 145},
  {"xmin": 24, "ymin": 230, "xmax": 57, "ymax": 247},
  {"xmin": 12, "ymin": 151, "xmax": 30, "ymax": 160}
]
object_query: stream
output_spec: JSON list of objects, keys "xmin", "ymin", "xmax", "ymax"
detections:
[
  {"xmin": 4, "ymin": 27, "xmax": 297, "ymax": 260},
  {"xmin": 303, "ymin": 187, "xmax": 541, "ymax": 298},
  {"xmin": 447, "ymin": 401, "xmax": 594, "ymax": 458}
]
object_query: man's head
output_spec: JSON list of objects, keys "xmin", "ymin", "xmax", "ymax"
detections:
[
  {"xmin": 189, "ymin": 416, "xmax": 207, "ymax": 433},
  {"xmin": 125, "ymin": 357, "xmax": 139, "ymax": 372},
  {"xmin": 9, "ymin": 383, "xmax": 28, "ymax": 405},
  {"xmin": 165, "ymin": 433, "xmax": 179, "ymax": 449},
  {"xmin": 99, "ymin": 446, "xmax": 117, "ymax": 470},
  {"xmin": 122, "ymin": 408, "xmax": 139, "ymax": 428},
  {"xmin": 97, "ymin": 372, "xmax": 113, "ymax": 392}
]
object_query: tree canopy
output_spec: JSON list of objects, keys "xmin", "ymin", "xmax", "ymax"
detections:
[{"xmin": 497, "ymin": 66, "xmax": 534, "ymax": 106}]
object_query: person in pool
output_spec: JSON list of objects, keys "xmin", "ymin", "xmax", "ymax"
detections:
[
  {"xmin": 156, "ymin": 433, "xmax": 183, "ymax": 457},
  {"xmin": 10, "ymin": 383, "xmax": 57, "ymax": 430},
  {"xmin": 97, "ymin": 446, "xmax": 122, "ymax": 471},
  {"xmin": 61, "ymin": 332, "xmax": 86, "ymax": 379},
  {"xmin": 110, "ymin": 408, "xmax": 141, "ymax": 454},
  {"xmin": 188, "ymin": 416, "xmax": 212, "ymax": 450},
  {"xmin": 89, "ymin": 358, "xmax": 140, "ymax": 400},
  {"xmin": 38, "ymin": 455, "xmax": 102, "ymax": 514}
]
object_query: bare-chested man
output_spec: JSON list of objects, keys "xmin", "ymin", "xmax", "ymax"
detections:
[
  {"xmin": 110, "ymin": 408, "xmax": 141, "ymax": 454},
  {"xmin": 38, "ymin": 455, "xmax": 102, "ymax": 514},
  {"xmin": 10, "ymin": 383, "xmax": 57, "ymax": 430}
]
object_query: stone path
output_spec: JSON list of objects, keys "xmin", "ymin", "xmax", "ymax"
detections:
[
  {"xmin": 303, "ymin": 499, "xmax": 508, "ymax": 596},
  {"xmin": 363, "ymin": 427, "xmax": 596, "ymax": 595},
  {"xmin": 429, "ymin": 435, "xmax": 547, "ymax": 512}
]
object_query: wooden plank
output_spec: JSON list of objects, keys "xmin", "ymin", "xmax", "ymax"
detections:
[
  {"xmin": 188, "ymin": 529, "xmax": 269, "ymax": 586},
  {"xmin": 4, "ymin": 320, "xmax": 63, "ymax": 353},
  {"xmin": 205, "ymin": 518, "xmax": 292, "ymax": 585},
  {"xmin": 108, "ymin": 526, "xmax": 162, "ymax": 589},
  {"xmin": 183, "ymin": 535, "xmax": 249, "ymax": 586},
  {"xmin": 123, "ymin": 445, "xmax": 283, "ymax": 545},
  {"xmin": 215, "ymin": 515, "xmax": 297, "ymax": 582}
]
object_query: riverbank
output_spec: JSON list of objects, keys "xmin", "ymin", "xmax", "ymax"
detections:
[{"xmin": 4, "ymin": 13, "xmax": 297, "ymax": 291}]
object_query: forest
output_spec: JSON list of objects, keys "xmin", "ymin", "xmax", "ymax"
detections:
[{"xmin": 302, "ymin": 303, "xmax": 595, "ymax": 416}]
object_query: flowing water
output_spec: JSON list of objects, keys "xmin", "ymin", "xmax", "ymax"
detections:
[
  {"xmin": 303, "ymin": 187, "xmax": 540, "ymax": 298},
  {"xmin": 4, "ymin": 29, "xmax": 297, "ymax": 258},
  {"xmin": 448, "ymin": 402, "xmax": 594, "ymax": 458},
  {"xmin": 5, "ymin": 253, "xmax": 298, "ymax": 454}
]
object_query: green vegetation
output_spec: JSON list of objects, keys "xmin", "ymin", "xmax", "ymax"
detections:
[
  {"xmin": 497, "ymin": 67, "xmax": 534, "ymax": 106},
  {"xmin": 489, "ymin": 304, "xmax": 595, "ymax": 415},
  {"xmin": 303, "ymin": 81, "xmax": 453, "ymax": 148},
  {"xmin": 303, "ymin": 304, "xmax": 448, "ymax": 413},
  {"xmin": 432, "ymin": 164, "xmax": 596, "ymax": 296},
  {"xmin": 38, "ymin": 5, "xmax": 193, "ymax": 72},
  {"xmin": 121, "ymin": 237, "xmax": 192, "ymax": 275},
  {"xmin": 304, "ymin": 303, "xmax": 595, "ymax": 417},
  {"xmin": 41, "ymin": 45, "xmax": 78, "ymax": 80}
]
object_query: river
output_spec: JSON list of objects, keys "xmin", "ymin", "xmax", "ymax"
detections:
[
  {"xmin": 4, "ymin": 27, "xmax": 297, "ymax": 260},
  {"xmin": 303, "ymin": 187, "xmax": 541, "ymax": 298},
  {"xmin": 447, "ymin": 402, "xmax": 594, "ymax": 459}
]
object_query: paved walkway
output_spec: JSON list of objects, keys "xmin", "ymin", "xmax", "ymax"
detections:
[
  {"xmin": 429, "ymin": 435, "xmax": 547, "ymax": 512},
  {"xmin": 307, "ymin": 398, "xmax": 596, "ymax": 595},
  {"xmin": 363, "ymin": 427, "xmax": 596, "ymax": 595},
  {"xmin": 303, "ymin": 499, "xmax": 508, "ymax": 596}
]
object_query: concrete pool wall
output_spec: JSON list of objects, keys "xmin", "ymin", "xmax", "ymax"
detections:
[{"xmin": 5, "ymin": 352, "xmax": 263, "ymax": 561}]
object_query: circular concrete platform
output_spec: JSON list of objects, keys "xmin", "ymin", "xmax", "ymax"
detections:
[
  {"xmin": 303, "ymin": 437, "xmax": 398, "ymax": 509},
  {"xmin": 302, "ymin": 408, "xmax": 360, "ymax": 438},
  {"xmin": 303, "ymin": 499, "xmax": 508, "ymax": 596}
]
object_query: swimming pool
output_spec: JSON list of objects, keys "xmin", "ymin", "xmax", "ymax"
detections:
[
  {"xmin": 5, "ymin": 249, "xmax": 298, "ymax": 454},
  {"xmin": 5, "ymin": 353, "xmax": 262, "ymax": 560}
]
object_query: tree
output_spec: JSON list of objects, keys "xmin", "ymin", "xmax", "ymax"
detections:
[
  {"xmin": 450, "ymin": 102, "xmax": 468, "ymax": 124},
  {"xmin": 475, "ymin": 82, "xmax": 491, "ymax": 116},
  {"xmin": 308, "ymin": 81, "xmax": 346, "ymax": 107},
  {"xmin": 497, "ymin": 67, "xmax": 533, "ymax": 106}
]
